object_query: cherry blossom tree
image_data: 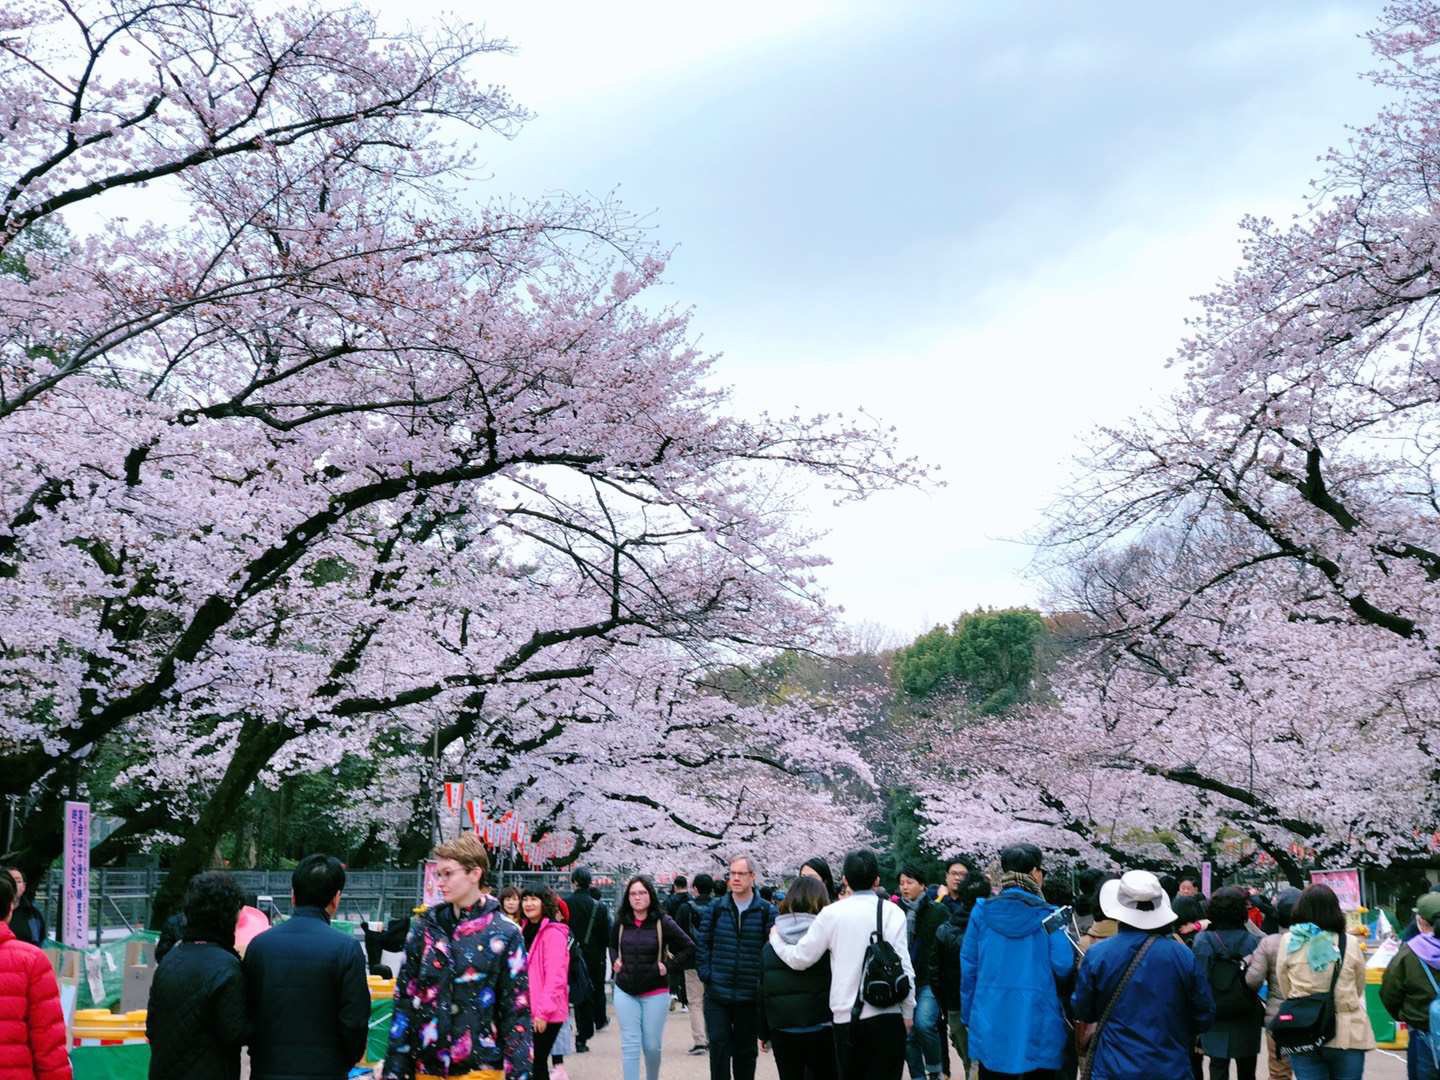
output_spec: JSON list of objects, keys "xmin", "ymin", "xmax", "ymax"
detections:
[
  {"xmin": 0, "ymin": 0, "xmax": 922, "ymax": 916},
  {"xmin": 919, "ymin": 0, "xmax": 1440, "ymax": 880}
]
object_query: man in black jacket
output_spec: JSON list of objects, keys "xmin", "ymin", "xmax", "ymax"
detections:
[
  {"xmin": 666, "ymin": 875, "xmax": 691, "ymax": 1008},
  {"xmin": 565, "ymin": 867, "xmax": 611, "ymax": 1049},
  {"xmin": 243, "ymin": 854, "xmax": 369, "ymax": 1080},
  {"xmin": 695, "ymin": 854, "xmax": 777, "ymax": 1080},
  {"xmin": 898, "ymin": 866, "xmax": 948, "ymax": 1080}
]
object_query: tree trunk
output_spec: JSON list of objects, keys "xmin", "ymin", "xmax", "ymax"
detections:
[{"xmin": 150, "ymin": 718, "xmax": 295, "ymax": 924}]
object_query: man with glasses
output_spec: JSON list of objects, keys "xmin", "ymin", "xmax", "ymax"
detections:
[{"xmin": 695, "ymin": 854, "xmax": 777, "ymax": 1080}]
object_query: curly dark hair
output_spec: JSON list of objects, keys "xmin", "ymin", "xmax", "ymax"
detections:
[
  {"xmin": 1206, "ymin": 885, "xmax": 1251, "ymax": 930},
  {"xmin": 182, "ymin": 871, "xmax": 245, "ymax": 948},
  {"xmin": 519, "ymin": 885, "xmax": 562, "ymax": 923}
]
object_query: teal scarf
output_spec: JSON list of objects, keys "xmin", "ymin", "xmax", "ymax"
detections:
[{"xmin": 1287, "ymin": 922, "xmax": 1342, "ymax": 971}]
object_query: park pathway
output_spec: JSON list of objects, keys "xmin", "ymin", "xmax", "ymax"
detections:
[{"xmin": 562, "ymin": 1005, "xmax": 1413, "ymax": 1080}]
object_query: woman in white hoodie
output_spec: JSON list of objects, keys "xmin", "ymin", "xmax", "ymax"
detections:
[{"xmin": 759, "ymin": 875, "xmax": 836, "ymax": 1080}]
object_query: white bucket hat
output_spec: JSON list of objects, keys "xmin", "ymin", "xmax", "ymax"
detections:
[{"xmin": 1100, "ymin": 870, "xmax": 1177, "ymax": 931}]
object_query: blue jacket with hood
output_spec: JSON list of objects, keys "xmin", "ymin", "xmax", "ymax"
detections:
[{"xmin": 960, "ymin": 887, "xmax": 1074, "ymax": 1074}]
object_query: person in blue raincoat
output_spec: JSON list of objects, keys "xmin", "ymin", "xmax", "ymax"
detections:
[
  {"xmin": 960, "ymin": 844, "xmax": 1075, "ymax": 1078},
  {"xmin": 1072, "ymin": 870, "xmax": 1215, "ymax": 1080}
]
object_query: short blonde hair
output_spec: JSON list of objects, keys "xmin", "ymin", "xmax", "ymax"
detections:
[{"xmin": 434, "ymin": 834, "xmax": 490, "ymax": 877}]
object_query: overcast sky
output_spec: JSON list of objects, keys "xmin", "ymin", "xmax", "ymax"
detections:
[{"xmin": 382, "ymin": 0, "xmax": 1384, "ymax": 639}]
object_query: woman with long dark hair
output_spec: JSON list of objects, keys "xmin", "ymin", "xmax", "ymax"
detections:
[
  {"xmin": 1276, "ymin": 884, "xmax": 1374, "ymax": 1080},
  {"xmin": 521, "ymin": 886, "xmax": 570, "ymax": 1080},
  {"xmin": 610, "ymin": 874, "xmax": 694, "ymax": 1080}
]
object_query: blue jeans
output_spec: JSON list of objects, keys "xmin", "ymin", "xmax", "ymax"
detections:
[
  {"xmin": 614, "ymin": 987, "xmax": 669, "ymax": 1080},
  {"xmin": 1413, "ymin": 1030, "xmax": 1440, "ymax": 1080},
  {"xmin": 905, "ymin": 985, "xmax": 943, "ymax": 1078},
  {"xmin": 1287, "ymin": 1047, "xmax": 1365, "ymax": 1080}
]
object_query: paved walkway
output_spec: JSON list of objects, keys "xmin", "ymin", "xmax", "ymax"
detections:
[{"xmin": 563, "ymin": 1006, "xmax": 1412, "ymax": 1080}]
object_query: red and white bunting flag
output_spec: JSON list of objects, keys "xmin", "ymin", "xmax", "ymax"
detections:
[
  {"xmin": 443, "ymin": 781, "xmax": 464, "ymax": 812},
  {"xmin": 465, "ymin": 798, "xmax": 482, "ymax": 829}
]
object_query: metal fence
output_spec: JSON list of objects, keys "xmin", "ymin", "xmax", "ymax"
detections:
[{"xmin": 33, "ymin": 866, "xmax": 614, "ymax": 946}]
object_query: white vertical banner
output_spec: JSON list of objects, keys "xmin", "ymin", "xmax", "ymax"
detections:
[{"xmin": 62, "ymin": 800, "xmax": 90, "ymax": 949}]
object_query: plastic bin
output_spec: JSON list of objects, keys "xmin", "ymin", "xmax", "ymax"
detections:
[{"xmin": 1365, "ymin": 967, "xmax": 1409, "ymax": 1049}]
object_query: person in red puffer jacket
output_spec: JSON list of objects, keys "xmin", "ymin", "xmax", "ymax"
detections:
[{"xmin": 0, "ymin": 871, "xmax": 70, "ymax": 1080}]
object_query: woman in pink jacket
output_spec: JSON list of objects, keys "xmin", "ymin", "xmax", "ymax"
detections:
[{"xmin": 521, "ymin": 886, "xmax": 571, "ymax": 1080}]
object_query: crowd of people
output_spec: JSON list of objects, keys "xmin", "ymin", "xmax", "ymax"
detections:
[{"xmin": 1, "ymin": 841, "xmax": 1440, "ymax": 1080}]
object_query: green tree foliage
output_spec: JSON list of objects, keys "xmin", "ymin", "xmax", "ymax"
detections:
[
  {"xmin": 892, "ymin": 608, "xmax": 1047, "ymax": 713},
  {"xmin": 875, "ymin": 786, "xmax": 950, "ymax": 887}
]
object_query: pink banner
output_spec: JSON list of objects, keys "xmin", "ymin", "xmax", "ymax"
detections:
[
  {"xmin": 1201, "ymin": 862, "xmax": 1212, "ymax": 898},
  {"xmin": 1310, "ymin": 868, "xmax": 1363, "ymax": 911},
  {"xmin": 421, "ymin": 860, "xmax": 443, "ymax": 908},
  {"xmin": 62, "ymin": 801, "xmax": 89, "ymax": 949}
]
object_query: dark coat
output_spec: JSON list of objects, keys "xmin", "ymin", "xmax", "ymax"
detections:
[
  {"xmin": 758, "ymin": 913, "xmax": 832, "ymax": 1038},
  {"xmin": 146, "ymin": 941, "xmax": 247, "ymax": 1080},
  {"xmin": 242, "ymin": 907, "xmax": 369, "ymax": 1080},
  {"xmin": 1380, "ymin": 940, "xmax": 1440, "ymax": 1031},
  {"xmin": 1072, "ymin": 925, "xmax": 1215, "ymax": 1080},
  {"xmin": 5, "ymin": 902, "xmax": 45, "ymax": 949},
  {"xmin": 609, "ymin": 912, "xmax": 694, "ymax": 997},
  {"xmin": 1191, "ymin": 927, "xmax": 1263, "ymax": 1059},
  {"xmin": 695, "ymin": 893, "xmax": 777, "ymax": 1004},
  {"xmin": 908, "ymin": 897, "xmax": 949, "ymax": 989},
  {"xmin": 566, "ymin": 889, "xmax": 611, "ymax": 962},
  {"xmin": 934, "ymin": 901, "xmax": 973, "ymax": 1012}
]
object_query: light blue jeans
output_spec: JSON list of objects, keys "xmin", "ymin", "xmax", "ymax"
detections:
[
  {"xmin": 1288, "ymin": 1047, "xmax": 1366, "ymax": 1080},
  {"xmin": 614, "ymin": 987, "xmax": 669, "ymax": 1080},
  {"xmin": 905, "ymin": 984, "xmax": 943, "ymax": 1079}
]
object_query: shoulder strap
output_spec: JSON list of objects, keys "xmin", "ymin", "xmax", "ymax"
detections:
[
  {"xmin": 656, "ymin": 915, "xmax": 665, "ymax": 960},
  {"xmin": 1327, "ymin": 929, "xmax": 1346, "ymax": 994},
  {"xmin": 1090, "ymin": 936, "xmax": 1158, "ymax": 1051},
  {"xmin": 585, "ymin": 898, "xmax": 602, "ymax": 945},
  {"xmin": 875, "ymin": 894, "xmax": 885, "ymax": 939}
]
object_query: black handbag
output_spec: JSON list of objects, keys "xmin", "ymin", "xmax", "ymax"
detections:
[{"xmin": 1267, "ymin": 928, "xmax": 1345, "ymax": 1057}]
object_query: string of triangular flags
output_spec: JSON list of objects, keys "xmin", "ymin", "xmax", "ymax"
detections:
[{"xmin": 441, "ymin": 781, "xmax": 568, "ymax": 868}]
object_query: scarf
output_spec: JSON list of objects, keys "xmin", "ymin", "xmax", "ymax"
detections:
[
  {"xmin": 898, "ymin": 894, "xmax": 921, "ymax": 945},
  {"xmin": 1287, "ymin": 922, "xmax": 1342, "ymax": 971},
  {"xmin": 998, "ymin": 871, "xmax": 1043, "ymax": 897},
  {"xmin": 1410, "ymin": 932, "xmax": 1440, "ymax": 969}
]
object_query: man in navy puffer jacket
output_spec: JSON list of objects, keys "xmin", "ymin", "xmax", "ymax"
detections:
[{"xmin": 695, "ymin": 854, "xmax": 777, "ymax": 1080}]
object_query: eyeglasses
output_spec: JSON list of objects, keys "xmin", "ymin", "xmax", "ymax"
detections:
[{"xmin": 729, "ymin": 870, "xmax": 753, "ymax": 878}]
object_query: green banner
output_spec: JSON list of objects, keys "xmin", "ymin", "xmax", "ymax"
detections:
[
  {"xmin": 70, "ymin": 1044, "xmax": 150, "ymax": 1080},
  {"xmin": 367, "ymin": 998, "xmax": 394, "ymax": 1064}
]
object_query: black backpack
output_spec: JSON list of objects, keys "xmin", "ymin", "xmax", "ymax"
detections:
[
  {"xmin": 852, "ymin": 896, "xmax": 911, "ymax": 1021},
  {"xmin": 567, "ymin": 932, "xmax": 595, "ymax": 1002},
  {"xmin": 1205, "ymin": 932, "xmax": 1262, "ymax": 1021},
  {"xmin": 1268, "ymin": 929, "xmax": 1345, "ymax": 1057}
]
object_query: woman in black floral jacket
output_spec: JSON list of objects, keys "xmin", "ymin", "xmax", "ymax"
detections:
[{"xmin": 381, "ymin": 835, "xmax": 532, "ymax": 1080}]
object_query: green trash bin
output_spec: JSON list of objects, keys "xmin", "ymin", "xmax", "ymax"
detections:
[{"xmin": 1365, "ymin": 965, "xmax": 1407, "ymax": 1047}]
